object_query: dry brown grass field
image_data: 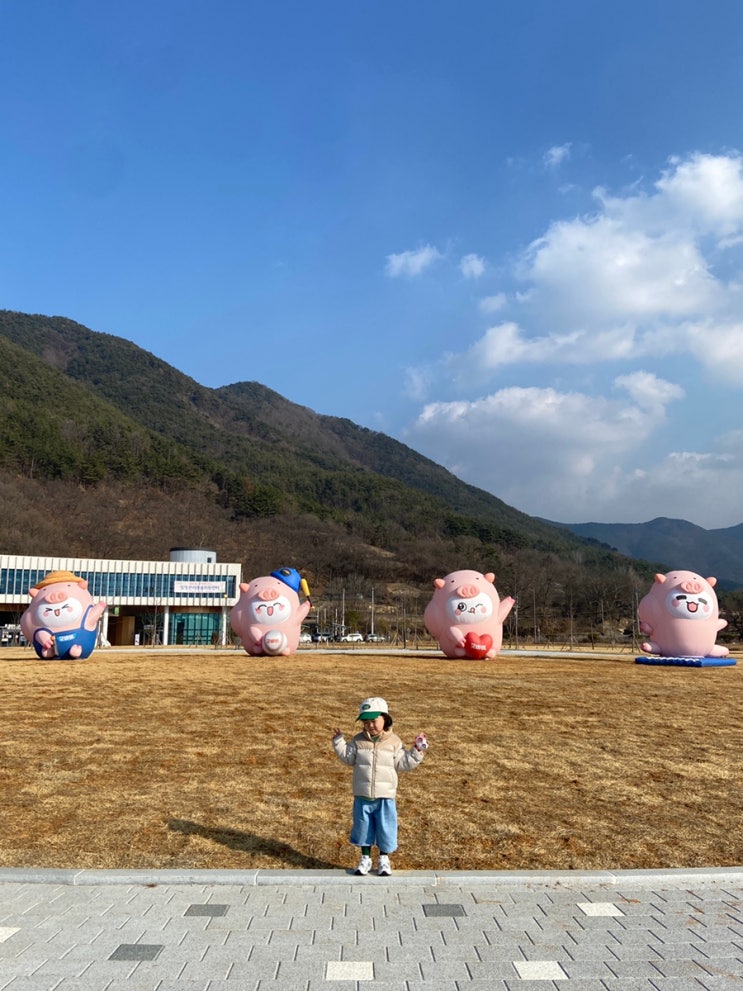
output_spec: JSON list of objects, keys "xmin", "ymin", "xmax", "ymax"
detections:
[{"xmin": 0, "ymin": 647, "xmax": 740, "ymax": 873}]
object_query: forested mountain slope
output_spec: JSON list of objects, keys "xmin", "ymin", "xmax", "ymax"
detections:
[{"xmin": 0, "ymin": 310, "xmax": 656, "ymax": 633}]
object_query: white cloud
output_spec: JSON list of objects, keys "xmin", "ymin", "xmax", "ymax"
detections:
[
  {"xmin": 522, "ymin": 214, "xmax": 721, "ymax": 324},
  {"xmin": 426, "ymin": 153, "xmax": 743, "ymax": 384},
  {"xmin": 400, "ymin": 152, "xmax": 743, "ymax": 527},
  {"xmin": 684, "ymin": 320, "xmax": 743, "ymax": 383},
  {"xmin": 459, "ymin": 253, "xmax": 485, "ymax": 279},
  {"xmin": 478, "ymin": 293, "xmax": 507, "ymax": 314},
  {"xmin": 403, "ymin": 365, "xmax": 433, "ymax": 402},
  {"xmin": 451, "ymin": 322, "xmax": 637, "ymax": 380},
  {"xmin": 405, "ymin": 377, "xmax": 743, "ymax": 527},
  {"xmin": 408, "ymin": 383, "xmax": 662, "ymax": 520},
  {"xmin": 613, "ymin": 449, "xmax": 743, "ymax": 528},
  {"xmin": 385, "ymin": 244, "xmax": 443, "ymax": 278},
  {"xmin": 613, "ymin": 371, "xmax": 685, "ymax": 414},
  {"xmin": 544, "ymin": 143, "xmax": 571, "ymax": 169},
  {"xmin": 653, "ymin": 153, "xmax": 743, "ymax": 237}
]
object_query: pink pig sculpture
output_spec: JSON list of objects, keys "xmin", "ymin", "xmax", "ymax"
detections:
[
  {"xmin": 424, "ymin": 569, "xmax": 515, "ymax": 659},
  {"xmin": 21, "ymin": 570, "xmax": 107, "ymax": 660},
  {"xmin": 230, "ymin": 568, "xmax": 311, "ymax": 656},
  {"xmin": 638, "ymin": 570, "xmax": 729, "ymax": 658}
]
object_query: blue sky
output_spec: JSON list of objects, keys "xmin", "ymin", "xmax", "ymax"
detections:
[{"xmin": 3, "ymin": 1, "xmax": 743, "ymax": 530}]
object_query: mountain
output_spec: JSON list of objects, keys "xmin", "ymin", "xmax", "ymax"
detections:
[
  {"xmin": 555, "ymin": 518, "xmax": 743, "ymax": 589},
  {"xmin": 0, "ymin": 309, "xmax": 584, "ymax": 547},
  {"xmin": 0, "ymin": 309, "xmax": 658, "ymax": 636}
]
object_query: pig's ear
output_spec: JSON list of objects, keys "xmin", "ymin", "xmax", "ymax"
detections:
[
  {"xmin": 239, "ymin": 582, "xmax": 249, "ymax": 592},
  {"xmin": 80, "ymin": 579, "xmax": 89, "ymax": 590},
  {"xmin": 29, "ymin": 588, "xmax": 39, "ymax": 599},
  {"xmin": 433, "ymin": 578, "xmax": 445, "ymax": 589},
  {"xmin": 707, "ymin": 577, "xmax": 717, "ymax": 588},
  {"xmin": 654, "ymin": 573, "xmax": 667, "ymax": 584},
  {"xmin": 484, "ymin": 572, "xmax": 495, "ymax": 584}
]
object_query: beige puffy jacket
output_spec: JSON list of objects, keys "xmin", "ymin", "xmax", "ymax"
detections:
[{"xmin": 333, "ymin": 728, "xmax": 424, "ymax": 799}]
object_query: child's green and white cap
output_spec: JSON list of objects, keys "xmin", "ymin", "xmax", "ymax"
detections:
[{"xmin": 357, "ymin": 697, "xmax": 389, "ymax": 720}]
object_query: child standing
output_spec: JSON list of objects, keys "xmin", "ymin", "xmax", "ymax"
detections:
[{"xmin": 332, "ymin": 696, "xmax": 427, "ymax": 876}]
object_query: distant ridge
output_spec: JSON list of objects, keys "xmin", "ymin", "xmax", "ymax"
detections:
[{"xmin": 553, "ymin": 517, "xmax": 743, "ymax": 589}]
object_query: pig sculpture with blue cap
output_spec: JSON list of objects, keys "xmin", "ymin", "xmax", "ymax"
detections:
[
  {"xmin": 230, "ymin": 567, "xmax": 311, "ymax": 656},
  {"xmin": 638, "ymin": 570, "xmax": 729, "ymax": 659},
  {"xmin": 424, "ymin": 569, "xmax": 514, "ymax": 659}
]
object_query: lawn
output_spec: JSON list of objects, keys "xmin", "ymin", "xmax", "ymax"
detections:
[{"xmin": 0, "ymin": 647, "xmax": 740, "ymax": 872}]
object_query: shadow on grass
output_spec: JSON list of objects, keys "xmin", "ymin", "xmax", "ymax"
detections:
[{"xmin": 167, "ymin": 818, "xmax": 339, "ymax": 870}]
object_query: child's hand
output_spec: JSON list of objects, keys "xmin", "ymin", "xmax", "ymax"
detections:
[
  {"xmin": 331, "ymin": 727, "xmax": 343, "ymax": 739},
  {"xmin": 415, "ymin": 732, "xmax": 428, "ymax": 751}
]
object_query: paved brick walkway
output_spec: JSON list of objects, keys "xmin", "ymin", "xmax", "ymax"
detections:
[{"xmin": 0, "ymin": 868, "xmax": 740, "ymax": 990}]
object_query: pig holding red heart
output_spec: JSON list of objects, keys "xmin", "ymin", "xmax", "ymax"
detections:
[{"xmin": 424, "ymin": 569, "xmax": 514, "ymax": 659}]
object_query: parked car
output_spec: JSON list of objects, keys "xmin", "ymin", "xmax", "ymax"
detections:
[
  {"xmin": 299, "ymin": 632, "xmax": 312, "ymax": 643},
  {"xmin": 365, "ymin": 633, "xmax": 385, "ymax": 642},
  {"xmin": 312, "ymin": 631, "xmax": 332, "ymax": 643},
  {"xmin": 339, "ymin": 632, "xmax": 363, "ymax": 643}
]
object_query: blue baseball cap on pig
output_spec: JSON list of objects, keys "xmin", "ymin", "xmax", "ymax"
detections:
[{"xmin": 270, "ymin": 567, "xmax": 301, "ymax": 593}]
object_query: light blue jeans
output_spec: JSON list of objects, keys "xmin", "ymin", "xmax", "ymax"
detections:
[{"xmin": 350, "ymin": 797, "xmax": 398, "ymax": 853}]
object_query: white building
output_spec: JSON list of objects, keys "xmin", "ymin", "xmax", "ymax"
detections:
[{"xmin": 0, "ymin": 550, "xmax": 242, "ymax": 647}]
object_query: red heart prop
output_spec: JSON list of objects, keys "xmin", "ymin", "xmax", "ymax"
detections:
[{"xmin": 464, "ymin": 632, "xmax": 493, "ymax": 659}]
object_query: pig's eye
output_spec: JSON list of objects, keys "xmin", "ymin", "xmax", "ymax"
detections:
[{"xmin": 456, "ymin": 602, "xmax": 467, "ymax": 612}]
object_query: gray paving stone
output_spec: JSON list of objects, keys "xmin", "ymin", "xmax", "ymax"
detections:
[
  {"xmin": 332, "ymin": 984, "xmax": 409, "ymax": 991},
  {"xmin": 422, "ymin": 903, "xmax": 466, "ymax": 917},
  {"xmin": 450, "ymin": 982, "xmax": 509, "ymax": 991},
  {"xmin": 149, "ymin": 982, "xmax": 212, "ymax": 991},
  {"xmin": 465, "ymin": 958, "xmax": 527, "ymax": 980},
  {"xmin": 564, "ymin": 942, "xmax": 621, "ymax": 961},
  {"xmin": 502, "ymin": 981, "xmax": 562, "ymax": 991},
  {"xmin": 177, "ymin": 957, "xmax": 233, "ymax": 981},
  {"xmin": 698, "ymin": 978, "xmax": 743, "ymax": 991},
  {"xmin": 262, "ymin": 982, "xmax": 308, "ymax": 991},
  {"xmin": 703, "ymin": 957, "xmax": 743, "ymax": 977},
  {"xmin": 228, "ymin": 958, "xmax": 277, "ymax": 981},
  {"xmin": 694, "ymin": 939, "xmax": 743, "ymax": 959},
  {"xmin": 558, "ymin": 957, "xmax": 621, "ymax": 979},
  {"xmin": 184, "ymin": 902, "xmax": 230, "ymax": 917},
  {"xmin": 267, "ymin": 927, "xmax": 316, "ymax": 947},
  {"xmin": 545, "ymin": 982, "xmax": 612, "ymax": 991},
  {"xmin": 599, "ymin": 983, "xmax": 668, "ymax": 991},
  {"xmin": 648, "ymin": 956, "xmax": 716, "ymax": 978},
  {"xmin": 76, "ymin": 958, "xmax": 139, "ymax": 981},
  {"xmin": 275, "ymin": 957, "xmax": 333, "ymax": 980},
  {"xmin": 205, "ymin": 982, "xmax": 259, "ymax": 991},
  {"xmin": 8, "ymin": 980, "xmax": 102, "ymax": 991},
  {"xmin": 0, "ymin": 869, "xmax": 739, "ymax": 991},
  {"xmin": 602, "ymin": 957, "xmax": 669, "ymax": 978},
  {"xmin": 109, "ymin": 942, "xmax": 164, "ymax": 960}
]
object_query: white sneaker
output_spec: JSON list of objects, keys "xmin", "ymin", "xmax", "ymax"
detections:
[
  {"xmin": 354, "ymin": 854, "xmax": 372, "ymax": 876},
  {"xmin": 377, "ymin": 854, "xmax": 391, "ymax": 876}
]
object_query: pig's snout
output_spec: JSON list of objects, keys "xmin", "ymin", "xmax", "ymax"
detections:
[
  {"xmin": 457, "ymin": 584, "xmax": 479, "ymax": 598},
  {"xmin": 680, "ymin": 580, "xmax": 703, "ymax": 594},
  {"xmin": 258, "ymin": 588, "xmax": 280, "ymax": 601}
]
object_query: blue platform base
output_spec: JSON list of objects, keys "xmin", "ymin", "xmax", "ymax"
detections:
[{"xmin": 635, "ymin": 655, "xmax": 737, "ymax": 667}]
